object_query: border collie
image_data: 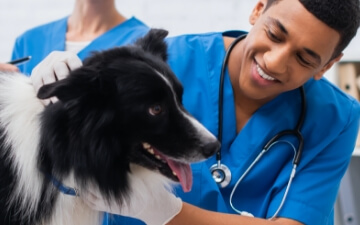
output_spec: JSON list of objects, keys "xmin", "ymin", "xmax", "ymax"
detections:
[{"xmin": 0, "ymin": 29, "xmax": 220, "ymax": 225}]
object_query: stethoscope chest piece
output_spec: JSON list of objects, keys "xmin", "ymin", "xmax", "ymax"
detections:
[{"xmin": 210, "ymin": 163, "xmax": 232, "ymax": 188}]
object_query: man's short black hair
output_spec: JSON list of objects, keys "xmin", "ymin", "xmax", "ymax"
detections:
[{"xmin": 265, "ymin": 0, "xmax": 360, "ymax": 59}]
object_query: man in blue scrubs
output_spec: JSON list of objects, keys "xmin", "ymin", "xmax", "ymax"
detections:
[{"xmin": 31, "ymin": 0, "xmax": 360, "ymax": 224}]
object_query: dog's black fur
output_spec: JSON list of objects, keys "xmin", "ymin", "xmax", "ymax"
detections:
[{"xmin": 0, "ymin": 29, "xmax": 219, "ymax": 225}]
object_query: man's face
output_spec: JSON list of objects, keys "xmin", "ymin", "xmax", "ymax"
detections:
[{"xmin": 236, "ymin": 0, "xmax": 342, "ymax": 102}]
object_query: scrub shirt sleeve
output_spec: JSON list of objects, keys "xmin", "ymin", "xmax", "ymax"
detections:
[{"xmin": 268, "ymin": 100, "xmax": 360, "ymax": 225}]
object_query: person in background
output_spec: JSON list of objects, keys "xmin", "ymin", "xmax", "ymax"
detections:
[
  {"xmin": 31, "ymin": 0, "xmax": 360, "ymax": 224},
  {"xmin": 11, "ymin": 0, "xmax": 149, "ymax": 76}
]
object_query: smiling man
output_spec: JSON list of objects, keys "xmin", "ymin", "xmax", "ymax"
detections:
[
  {"xmin": 30, "ymin": 0, "xmax": 360, "ymax": 224},
  {"xmin": 163, "ymin": 0, "xmax": 360, "ymax": 224}
]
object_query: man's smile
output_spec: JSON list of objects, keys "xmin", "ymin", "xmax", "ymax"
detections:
[{"xmin": 256, "ymin": 64, "xmax": 276, "ymax": 81}]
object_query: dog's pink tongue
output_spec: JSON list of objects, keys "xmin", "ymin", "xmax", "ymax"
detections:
[{"xmin": 167, "ymin": 160, "xmax": 192, "ymax": 192}]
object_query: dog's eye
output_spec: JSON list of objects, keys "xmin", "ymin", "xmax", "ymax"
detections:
[{"xmin": 149, "ymin": 105, "xmax": 162, "ymax": 116}]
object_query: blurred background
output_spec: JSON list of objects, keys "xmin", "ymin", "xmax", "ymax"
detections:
[
  {"xmin": 1, "ymin": 0, "xmax": 360, "ymax": 82},
  {"xmin": 0, "ymin": 0, "xmax": 254, "ymax": 62}
]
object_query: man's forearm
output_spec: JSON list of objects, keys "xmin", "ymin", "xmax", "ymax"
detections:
[{"xmin": 167, "ymin": 202, "xmax": 303, "ymax": 225}]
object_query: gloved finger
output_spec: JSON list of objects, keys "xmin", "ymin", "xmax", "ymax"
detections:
[
  {"xmin": 49, "ymin": 97, "xmax": 59, "ymax": 104},
  {"xmin": 41, "ymin": 99, "xmax": 51, "ymax": 106},
  {"xmin": 53, "ymin": 61, "xmax": 71, "ymax": 81},
  {"xmin": 66, "ymin": 54, "xmax": 83, "ymax": 71},
  {"xmin": 40, "ymin": 68, "xmax": 58, "ymax": 104},
  {"xmin": 30, "ymin": 69, "xmax": 52, "ymax": 106},
  {"xmin": 53, "ymin": 54, "xmax": 82, "ymax": 81},
  {"xmin": 42, "ymin": 68, "xmax": 57, "ymax": 85},
  {"xmin": 31, "ymin": 70, "xmax": 45, "ymax": 94}
]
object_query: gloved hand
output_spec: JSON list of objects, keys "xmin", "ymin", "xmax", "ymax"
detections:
[
  {"xmin": 82, "ymin": 167, "xmax": 183, "ymax": 225},
  {"xmin": 31, "ymin": 51, "xmax": 82, "ymax": 105}
]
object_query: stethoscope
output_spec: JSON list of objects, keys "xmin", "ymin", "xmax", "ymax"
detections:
[{"xmin": 210, "ymin": 34, "xmax": 306, "ymax": 218}]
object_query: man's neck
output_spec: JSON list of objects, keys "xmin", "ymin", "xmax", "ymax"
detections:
[{"xmin": 223, "ymin": 36, "xmax": 266, "ymax": 132}]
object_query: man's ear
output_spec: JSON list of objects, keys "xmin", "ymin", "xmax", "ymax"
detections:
[
  {"xmin": 314, "ymin": 53, "xmax": 343, "ymax": 80},
  {"xmin": 249, "ymin": 0, "xmax": 267, "ymax": 25}
]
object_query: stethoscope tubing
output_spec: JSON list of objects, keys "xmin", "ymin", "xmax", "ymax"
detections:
[{"xmin": 211, "ymin": 33, "xmax": 307, "ymax": 216}]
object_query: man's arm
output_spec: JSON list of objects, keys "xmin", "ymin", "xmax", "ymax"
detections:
[{"xmin": 169, "ymin": 202, "xmax": 303, "ymax": 225}]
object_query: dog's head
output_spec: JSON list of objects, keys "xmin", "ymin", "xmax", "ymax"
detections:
[{"xmin": 37, "ymin": 29, "xmax": 220, "ymax": 194}]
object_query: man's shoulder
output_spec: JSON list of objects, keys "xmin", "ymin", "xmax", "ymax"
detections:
[{"xmin": 305, "ymin": 78, "xmax": 360, "ymax": 120}]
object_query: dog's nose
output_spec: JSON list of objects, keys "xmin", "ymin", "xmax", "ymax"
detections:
[{"xmin": 203, "ymin": 141, "xmax": 221, "ymax": 158}]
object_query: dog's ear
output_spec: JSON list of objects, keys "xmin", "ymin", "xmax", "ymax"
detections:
[
  {"xmin": 135, "ymin": 28, "xmax": 169, "ymax": 61},
  {"xmin": 37, "ymin": 79, "xmax": 64, "ymax": 99},
  {"xmin": 37, "ymin": 78, "xmax": 79, "ymax": 102},
  {"xmin": 37, "ymin": 71, "xmax": 98, "ymax": 103}
]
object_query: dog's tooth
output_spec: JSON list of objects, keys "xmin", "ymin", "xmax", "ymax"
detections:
[
  {"xmin": 147, "ymin": 148, "xmax": 154, "ymax": 154},
  {"xmin": 155, "ymin": 154, "xmax": 162, "ymax": 160},
  {"xmin": 172, "ymin": 171, "xmax": 177, "ymax": 176},
  {"xmin": 143, "ymin": 142, "xmax": 151, "ymax": 149}
]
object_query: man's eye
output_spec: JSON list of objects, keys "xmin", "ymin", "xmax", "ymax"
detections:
[
  {"xmin": 297, "ymin": 54, "xmax": 312, "ymax": 66},
  {"xmin": 267, "ymin": 30, "xmax": 281, "ymax": 42},
  {"xmin": 149, "ymin": 105, "xmax": 162, "ymax": 116}
]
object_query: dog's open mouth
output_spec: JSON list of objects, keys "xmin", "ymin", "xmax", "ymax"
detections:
[{"xmin": 142, "ymin": 142, "xmax": 192, "ymax": 192}]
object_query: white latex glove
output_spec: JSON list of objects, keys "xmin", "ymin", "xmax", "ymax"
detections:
[
  {"xmin": 82, "ymin": 166, "xmax": 183, "ymax": 225},
  {"xmin": 31, "ymin": 51, "xmax": 82, "ymax": 105}
]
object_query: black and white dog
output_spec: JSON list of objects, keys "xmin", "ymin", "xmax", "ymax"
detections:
[{"xmin": 0, "ymin": 29, "xmax": 220, "ymax": 225}]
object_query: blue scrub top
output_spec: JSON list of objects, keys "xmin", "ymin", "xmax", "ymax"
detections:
[
  {"xmin": 11, "ymin": 16, "xmax": 150, "ymax": 75},
  {"xmin": 105, "ymin": 31, "xmax": 360, "ymax": 225}
]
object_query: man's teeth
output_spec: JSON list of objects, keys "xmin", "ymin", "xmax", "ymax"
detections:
[{"xmin": 256, "ymin": 64, "xmax": 276, "ymax": 81}]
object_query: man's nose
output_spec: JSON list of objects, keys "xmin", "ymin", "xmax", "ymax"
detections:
[{"xmin": 263, "ymin": 46, "xmax": 290, "ymax": 75}]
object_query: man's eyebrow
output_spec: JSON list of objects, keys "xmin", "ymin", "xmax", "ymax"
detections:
[
  {"xmin": 268, "ymin": 17, "xmax": 322, "ymax": 65},
  {"xmin": 269, "ymin": 17, "xmax": 288, "ymax": 35}
]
